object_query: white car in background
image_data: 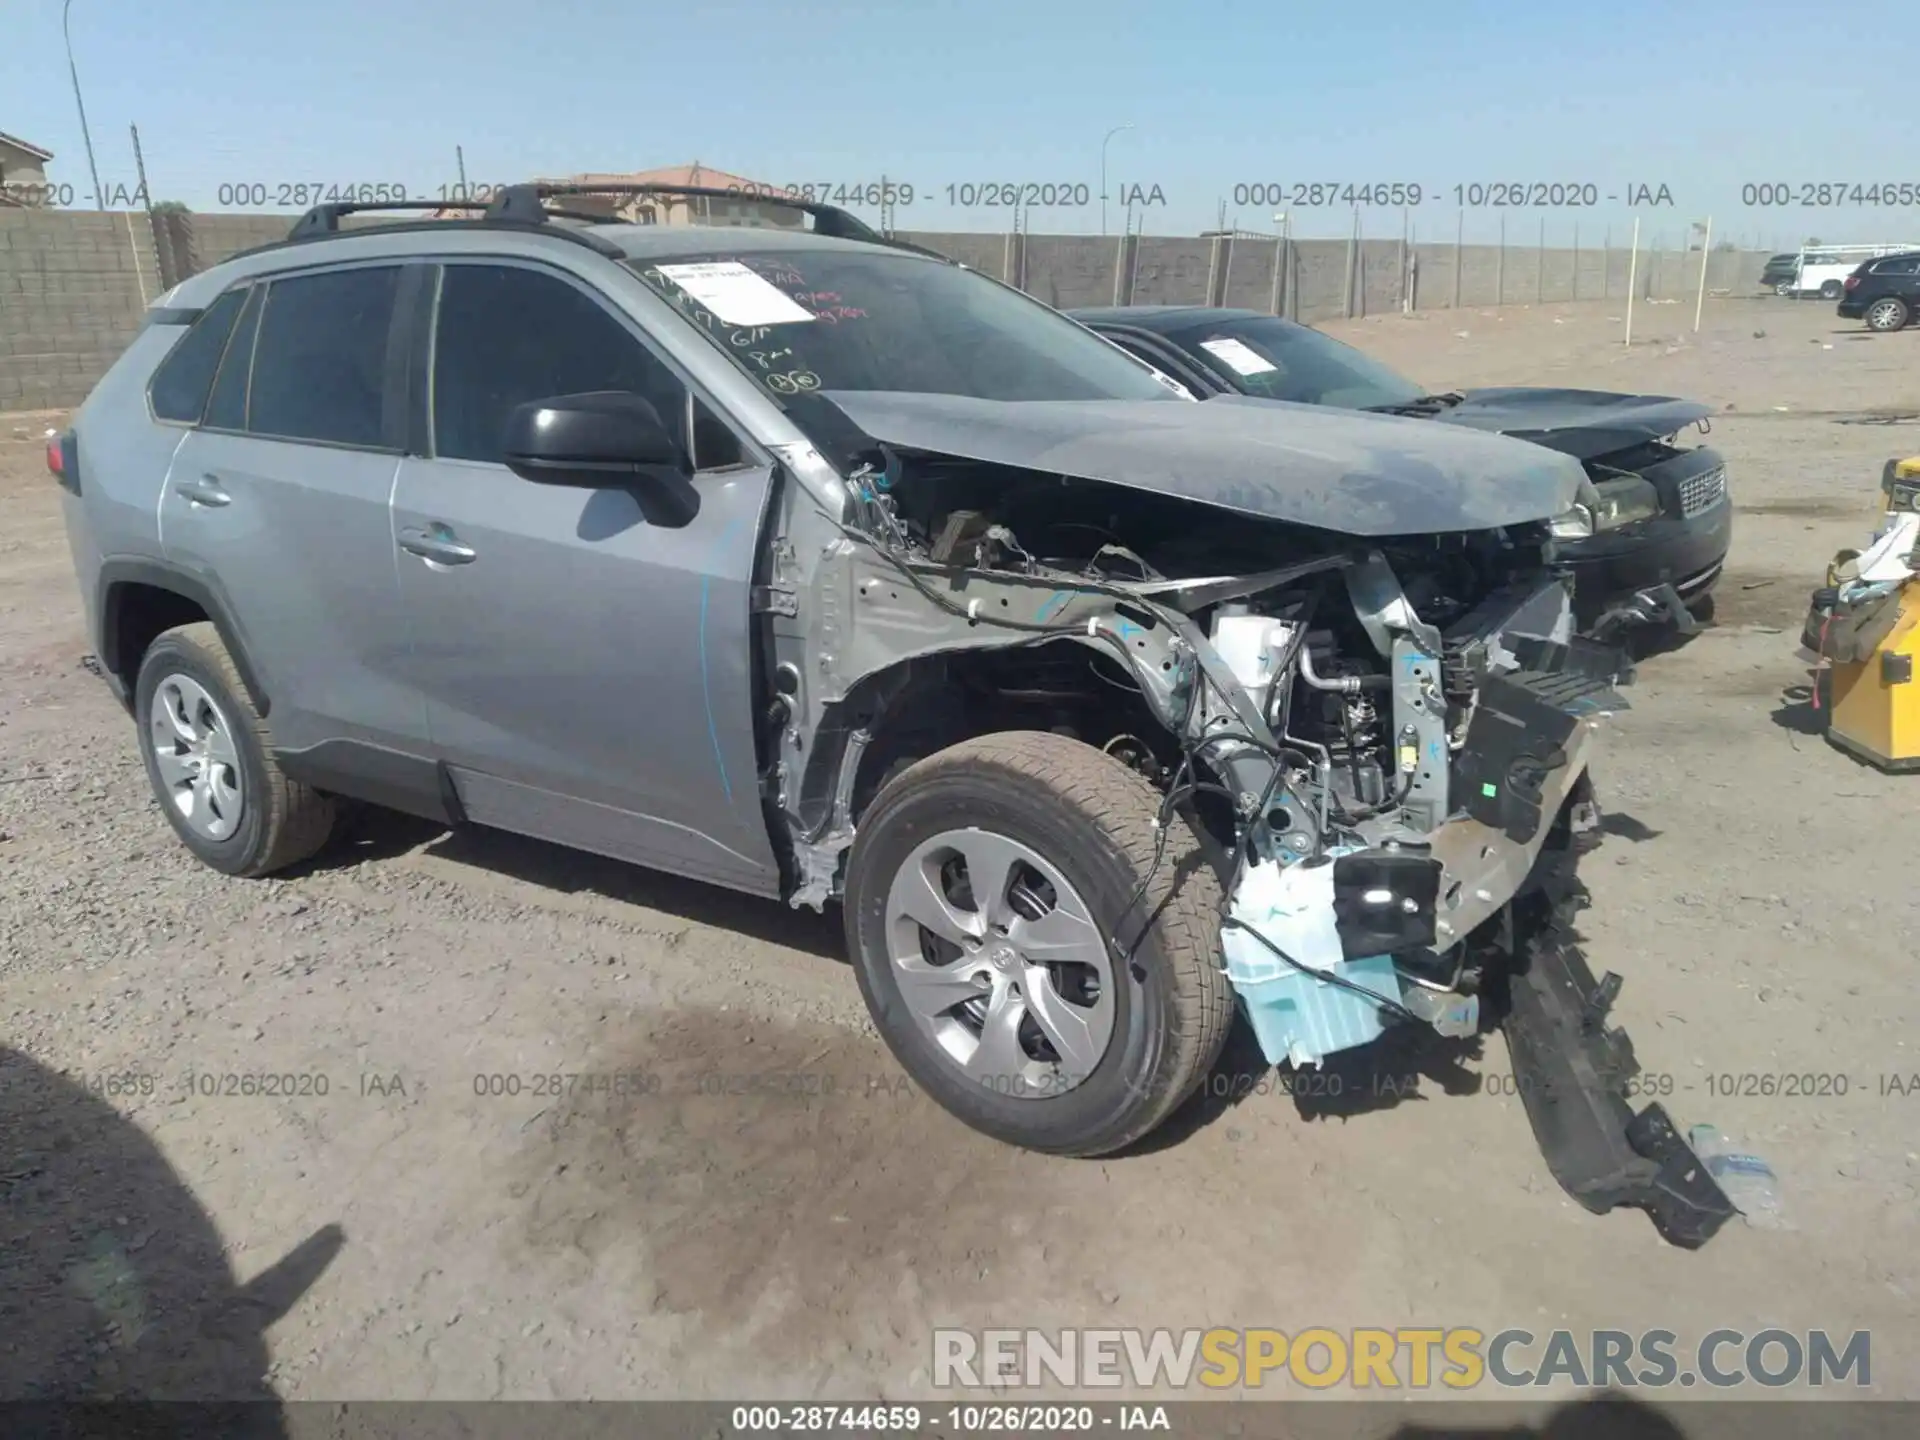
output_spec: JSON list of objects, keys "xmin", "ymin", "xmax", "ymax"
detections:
[{"xmin": 1787, "ymin": 243, "xmax": 1920, "ymax": 299}]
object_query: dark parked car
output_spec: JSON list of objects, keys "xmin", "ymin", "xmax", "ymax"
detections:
[
  {"xmin": 1837, "ymin": 251, "xmax": 1920, "ymax": 332},
  {"xmin": 1759, "ymin": 253, "xmax": 1798, "ymax": 292},
  {"xmin": 1070, "ymin": 305, "xmax": 1732, "ymax": 634}
]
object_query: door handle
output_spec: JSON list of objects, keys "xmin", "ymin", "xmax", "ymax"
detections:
[
  {"xmin": 398, "ymin": 524, "xmax": 477, "ymax": 566},
  {"xmin": 175, "ymin": 475, "xmax": 231, "ymax": 508}
]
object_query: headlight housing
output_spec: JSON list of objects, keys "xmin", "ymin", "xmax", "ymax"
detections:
[
  {"xmin": 1551, "ymin": 476, "xmax": 1661, "ymax": 537},
  {"xmin": 1589, "ymin": 476, "xmax": 1662, "ymax": 528},
  {"xmin": 1550, "ymin": 503, "xmax": 1595, "ymax": 539},
  {"xmin": 1550, "ymin": 477, "xmax": 1601, "ymax": 538}
]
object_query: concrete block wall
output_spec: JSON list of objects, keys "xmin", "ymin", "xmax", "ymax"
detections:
[
  {"xmin": 902, "ymin": 231, "xmax": 1770, "ymax": 321},
  {"xmin": 0, "ymin": 209, "xmax": 164, "ymax": 413},
  {"xmin": 0, "ymin": 206, "xmax": 1773, "ymax": 413}
]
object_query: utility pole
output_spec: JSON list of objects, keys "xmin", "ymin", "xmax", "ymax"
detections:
[
  {"xmin": 130, "ymin": 123, "xmax": 152, "ymax": 213},
  {"xmin": 1098, "ymin": 123, "xmax": 1133, "ymax": 237},
  {"xmin": 62, "ymin": 0, "xmax": 107, "ymax": 209}
]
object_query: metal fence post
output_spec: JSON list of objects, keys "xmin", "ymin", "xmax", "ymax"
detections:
[
  {"xmin": 1496, "ymin": 214, "xmax": 1506, "ymax": 305},
  {"xmin": 1451, "ymin": 209, "xmax": 1462, "ymax": 309},
  {"xmin": 1343, "ymin": 208, "xmax": 1359, "ymax": 319},
  {"xmin": 1399, "ymin": 206, "xmax": 1411, "ymax": 314},
  {"xmin": 1572, "ymin": 221, "xmax": 1580, "ymax": 301},
  {"xmin": 1536, "ymin": 215, "xmax": 1545, "ymax": 303}
]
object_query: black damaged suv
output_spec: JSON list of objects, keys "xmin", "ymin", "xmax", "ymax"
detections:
[{"xmin": 1072, "ymin": 305, "xmax": 1733, "ymax": 634}]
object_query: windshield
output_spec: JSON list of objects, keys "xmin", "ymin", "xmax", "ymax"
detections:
[
  {"xmin": 1161, "ymin": 314, "xmax": 1428, "ymax": 410},
  {"xmin": 628, "ymin": 248, "xmax": 1176, "ymax": 404}
]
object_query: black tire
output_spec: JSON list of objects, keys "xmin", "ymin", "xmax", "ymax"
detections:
[
  {"xmin": 1819, "ymin": 280, "xmax": 1843, "ymax": 300},
  {"xmin": 1866, "ymin": 297, "xmax": 1911, "ymax": 333},
  {"xmin": 843, "ymin": 731, "xmax": 1234, "ymax": 1157},
  {"xmin": 134, "ymin": 622, "xmax": 335, "ymax": 877}
]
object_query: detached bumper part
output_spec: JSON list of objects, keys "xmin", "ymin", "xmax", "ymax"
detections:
[
  {"xmin": 1590, "ymin": 580, "xmax": 1699, "ymax": 638},
  {"xmin": 1501, "ymin": 929, "xmax": 1734, "ymax": 1248}
]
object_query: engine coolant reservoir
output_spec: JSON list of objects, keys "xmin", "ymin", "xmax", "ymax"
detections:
[{"xmin": 1222, "ymin": 851, "xmax": 1402, "ymax": 1069}]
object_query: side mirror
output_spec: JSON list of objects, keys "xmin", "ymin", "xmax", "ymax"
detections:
[
  {"xmin": 502, "ymin": 390, "xmax": 686, "ymax": 487},
  {"xmin": 502, "ymin": 390, "xmax": 700, "ymax": 526}
]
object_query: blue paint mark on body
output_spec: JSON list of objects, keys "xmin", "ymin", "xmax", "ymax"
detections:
[{"xmin": 698, "ymin": 513, "xmax": 752, "ymax": 804}]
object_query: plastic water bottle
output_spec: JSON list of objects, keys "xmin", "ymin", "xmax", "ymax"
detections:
[{"xmin": 1688, "ymin": 1124, "xmax": 1789, "ymax": 1230}]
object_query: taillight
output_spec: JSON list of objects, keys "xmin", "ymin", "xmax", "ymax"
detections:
[
  {"xmin": 1845, "ymin": 274, "xmax": 1862, "ymax": 291},
  {"xmin": 48, "ymin": 431, "xmax": 79, "ymax": 494}
]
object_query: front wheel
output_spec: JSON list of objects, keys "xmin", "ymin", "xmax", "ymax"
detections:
[
  {"xmin": 842, "ymin": 731, "xmax": 1234, "ymax": 1157},
  {"xmin": 1866, "ymin": 297, "xmax": 1911, "ymax": 333},
  {"xmin": 1819, "ymin": 280, "xmax": 1844, "ymax": 300}
]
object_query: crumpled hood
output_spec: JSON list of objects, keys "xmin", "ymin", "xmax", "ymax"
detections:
[
  {"xmin": 821, "ymin": 390, "xmax": 1584, "ymax": 538},
  {"xmin": 1431, "ymin": 387, "xmax": 1714, "ymax": 461}
]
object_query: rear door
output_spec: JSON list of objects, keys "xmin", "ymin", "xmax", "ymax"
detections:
[
  {"xmin": 389, "ymin": 257, "xmax": 782, "ymax": 895},
  {"xmin": 163, "ymin": 261, "xmax": 429, "ymax": 758}
]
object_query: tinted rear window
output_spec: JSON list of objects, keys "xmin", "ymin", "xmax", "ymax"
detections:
[
  {"xmin": 247, "ymin": 266, "xmax": 402, "ymax": 448},
  {"xmin": 148, "ymin": 289, "xmax": 247, "ymax": 423}
]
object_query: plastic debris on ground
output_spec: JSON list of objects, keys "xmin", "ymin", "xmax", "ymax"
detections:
[{"xmin": 1688, "ymin": 1124, "xmax": 1790, "ymax": 1230}]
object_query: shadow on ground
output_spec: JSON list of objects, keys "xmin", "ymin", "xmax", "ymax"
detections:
[
  {"xmin": 308, "ymin": 805, "xmax": 846, "ymax": 961},
  {"xmin": 1383, "ymin": 1390, "xmax": 1690, "ymax": 1438},
  {"xmin": 0, "ymin": 1048, "xmax": 342, "ymax": 1432},
  {"xmin": 1770, "ymin": 678, "xmax": 1827, "ymax": 737}
]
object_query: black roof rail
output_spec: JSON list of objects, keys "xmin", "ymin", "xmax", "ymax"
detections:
[
  {"xmin": 254, "ymin": 182, "xmax": 942, "ymax": 271},
  {"xmin": 483, "ymin": 182, "xmax": 892, "ymax": 242},
  {"xmin": 287, "ymin": 198, "xmax": 486, "ymax": 240},
  {"xmin": 278, "ymin": 196, "xmax": 624, "ymax": 258}
]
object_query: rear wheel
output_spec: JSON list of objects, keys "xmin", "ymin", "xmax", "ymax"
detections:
[
  {"xmin": 134, "ymin": 623, "xmax": 336, "ymax": 876},
  {"xmin": 1866, "ymin": 297, "xmax": 1911, "ymax": 333},
  {"xmin": 1819, "ymin": 280, "xmax": 1844, "ymax": 300},
  {"xmin": 842, "ymin": 731, "xmax": 1233, "ymax": 1157}
]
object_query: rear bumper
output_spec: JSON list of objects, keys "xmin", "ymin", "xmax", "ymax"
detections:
[{"xmin": 1837, "ymin": 298, "xmax": 1868, "ymax": 318}]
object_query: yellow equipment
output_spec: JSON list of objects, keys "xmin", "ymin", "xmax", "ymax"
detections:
[{"xmin": 1805, "ymin": 458, "xmax": 1920, "ymax": 771}]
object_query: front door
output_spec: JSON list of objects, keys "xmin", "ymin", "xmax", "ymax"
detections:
[{"xmin": 390, "ymin": 258, "xmax": 782, "ymax": 895}]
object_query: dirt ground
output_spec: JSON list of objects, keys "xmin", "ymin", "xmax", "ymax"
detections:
[{"xmin": 3, "ymin": 295, "xmax": 1918, "ymax": 1409}]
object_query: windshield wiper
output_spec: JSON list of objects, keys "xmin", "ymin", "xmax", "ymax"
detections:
[{"xmin": 1361, "ymin": 392, "xmax": 1465, "ymax": 416}]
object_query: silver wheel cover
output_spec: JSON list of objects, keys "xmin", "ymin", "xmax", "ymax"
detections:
[
  {"xmin": 149, "ymin": 674, "xmax": 245, "ymax": 841},
  {"xmin": 884, "ymin": 828, "xmax": 1118, "ymax": 1100}
]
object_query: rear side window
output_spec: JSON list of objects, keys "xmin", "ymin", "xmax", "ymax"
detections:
[
  {"xmin": 248, "ymin": 266, "xmax": 402, "ymax": 448},
  {"xmin": 1873, "ymin": 257, "xmax": 1920, "ymax": 276},
  {"xmin": 204, "ymin": 285, "xmax": 264, "ymax": 431},
  {"xmin": 148, "ymin": 289, "xmax": 247, "ymax": 423}
]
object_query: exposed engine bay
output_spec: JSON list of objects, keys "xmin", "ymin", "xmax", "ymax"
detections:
[
  {"xmin": 763, "ymin": 426, "xmax": 1735, "ymax": 1247},
  {"xmin": 827, "ymin": 445, "xmax": 1620, "ymax": 890}
]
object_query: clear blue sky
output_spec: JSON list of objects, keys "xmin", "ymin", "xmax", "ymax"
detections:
[{"xmin": 3, "ymin": 0, "xmax": 1914, "ymax": 249}]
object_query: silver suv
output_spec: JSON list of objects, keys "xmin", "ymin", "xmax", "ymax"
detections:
[{"xmin": 52, "ymin": 184, "xmax": 1729, "ymax": 1243}]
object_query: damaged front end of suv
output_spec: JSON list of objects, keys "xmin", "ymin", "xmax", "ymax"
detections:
[
  {"xmin": 753, "ymin": 390, "xmax": 1733, "ymax": 1249},
  {"xmin": 621, "ymin": 233, "xmax": 1727, "ymax": 1246}
]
